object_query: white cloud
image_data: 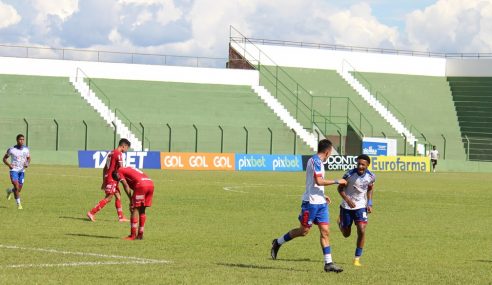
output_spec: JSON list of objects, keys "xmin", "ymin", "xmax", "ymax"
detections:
[
  {"xmin": 33, "ymin": 0, "xmax": 79, "ymax": 21},
  {"xmin": 0, "ymin": 1, "xmax": 21, "ymax": 29},
  {"xmin": 325, "ymin": 2, "xmax": 399, "ymax": 48},
  {"xmin": 406, "ymin": 0, "xmax": 492, "ymax": 52}
]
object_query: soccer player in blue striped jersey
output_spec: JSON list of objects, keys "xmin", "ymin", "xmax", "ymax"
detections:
[
  {"xmin": 337, "ymin": 154, "xmax": 375, "ymax": 267},
  {"xmin": 271, "ymin": 139, "xmax": 347, "ymax": 273},
  {"xmin": 3, "ymin": 134, "xmax": 31, "ymax": 210}
]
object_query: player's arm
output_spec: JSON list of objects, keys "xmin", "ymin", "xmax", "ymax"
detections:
[
  {"xmin": 338, "ymin": 184, "xmax": 356, "ymax": 208},
  {"xmin": 112, "ymin": 170, "xmax": 132, "ymax": 200},
  {"xmin": 3, "ymin": 152, "xmax": 12, "ymax": 169},
  {"xmin": 25, "ymin": 153, "xmax": 31, "ymax": 168},
  {"xmin": 366, "ymin": 183, "xmax": 374, "ymax": 213},
  {"xmin": 314, "ymin": 176, "xmax": 347, "ymax": 187},
  {"xmin": 119, "ymin": 179, "xmax": 132, "ymax": 201}
]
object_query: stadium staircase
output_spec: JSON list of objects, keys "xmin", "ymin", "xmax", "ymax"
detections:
[
  {"xmin": 252, "ymin": 85, "xmax": 317, "ymax": 151},
  {"xmin": 337, "ymin": 61, "xmax": 424, "ymax": 154},
  {"xmin": 69, "ymin": 70, "xmax": 143, "ymax": 151},
  {"xmin": 447, "ymin": 77, "xmax": 492, "ymax": 161}
]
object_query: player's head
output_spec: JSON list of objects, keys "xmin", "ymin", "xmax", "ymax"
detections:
[
  {"xmin": 16, "ymin": 134, "xmax": 25, "ymax": 146},
  {"xmin": 356, "ymin": 154, "xmax": 370, "ymax": 174},
  {"xmin": 118, "ymin": 138, "xmax": 131, "ymax": 152},
  {"xmin": 317, "ymin": 139, "xmax": 333, "ymax": 162},
  {"xmin": 433, "ymin": 145, "xmax": 436, "ymax": 150}
]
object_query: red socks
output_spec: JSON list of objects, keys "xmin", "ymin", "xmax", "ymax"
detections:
[
  {"xmin": 130, "ymin": 217, "xmax": 138, "ymax": 237},
  {"xmin": 90, "ymin": 199, "xmax": 108, "ymax": 215},
  {"xmin": 115, "ymin": 199, "xmax": 124, "ymax": 219},
  {"xmin": 138, "ymin": 214, "xmax": 146, "ymax": 238}
]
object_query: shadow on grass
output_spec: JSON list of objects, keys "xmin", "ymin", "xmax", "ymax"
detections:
[
  {"xmin": 217, "ymin": 263, "xmax": 308, "ymax": 272},
  {"xmin": 275, "ymin": 258, "xmax": 318, "ymax": 263},
  {"xmin": 59, "ymin": 216, "xmax": 92, "ymax": 222},
  {"xmin": 473, "ymin": 260, "xmax": 492, "ymax": 263},
  {"xmin": 65, "ymin": 233, "xmax": 119, "ymax": 239}
]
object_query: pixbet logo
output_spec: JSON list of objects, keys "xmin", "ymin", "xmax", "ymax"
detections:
[
  {"xmin": 237, "ymin": 156, "xmax": 266, "ymax": 170},
  {"xmin": 272, "ymin": 156, "xmax": 300, "ymax": 171}
]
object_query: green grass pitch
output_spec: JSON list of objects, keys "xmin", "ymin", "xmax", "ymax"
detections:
[{"xmin": 0, "ymin": 165, "xmax": 491, "ymax": 284}]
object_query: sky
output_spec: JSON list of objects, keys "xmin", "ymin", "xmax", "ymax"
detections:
[{"xmin": 0, "ymin": 0, "xmax": 491, "ymax": 61}]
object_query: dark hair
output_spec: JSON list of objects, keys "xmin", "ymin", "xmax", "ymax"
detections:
[
  {"xmin": 317, "ymin": 139, "xmax": 333, "ymax": 153},
  {"xmin": 16, "ymin": 134, "xmax": 24, "ymax": 140},
  {"xmin": 357, "ymin": 154, "xmax": 371, "ymax": 165},
  {"xmin": 118, "ymin": 138, "xmax": 131, "ymax": 147}
]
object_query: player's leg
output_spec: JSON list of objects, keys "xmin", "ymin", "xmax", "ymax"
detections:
[
  {"xmin": 114, "ymin": 190, "xmax": 128, "ymax": 222},
  {"xmin": 136, "ymin": 206, "xmax": 146, "ymax": 239},
  {"xmin": 338, "ymin": 207, "xmax": 353, "ymax": 238},
  {"xmin": 9, "ymin": 172, "xmax": 23, "ymax": 209},
  {"xmin": 316, "ymin": 204, "xmax": 343, "ymax": 273},
  {"xmin": 271, "ymin": 201, "xmax": 312, "ymax": 260},
  {"xmin": 137, "ymin": 185, "xmax": 153, "ymax": 240},
  {"xmin": 353, "ymin": 209, "xmax": 368, "ymax": 266},
  {"xmin": 125, "ymin": 206, "xmax": 139, "ymax": 240},
  {"xmin": 87, "ymin": 192, "xmax": 114, "ymax": 221}
]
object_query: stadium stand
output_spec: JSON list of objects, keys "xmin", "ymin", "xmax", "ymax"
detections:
[
  {"xmin": 85, "ymin": 78, "xmax": 312, "ymax": 154},
  {"xmin": 353, "ymin": 72, "xmax": 465, "ymax": 160},
  {"xmin": 447, "ymin": 77, "xmax": 492, "ymax": 161},
  {"xmin": 257, "ymin": 66, "xmax": 420, "ymax": 154},
  {"xmin": 0, "ymin": 74, "xmax": 115, "ymax": 152}
]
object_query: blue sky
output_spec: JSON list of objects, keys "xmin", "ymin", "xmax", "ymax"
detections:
[{"xmin": 0, "ymin": 0, "xmax": 490, "ymax": 59}]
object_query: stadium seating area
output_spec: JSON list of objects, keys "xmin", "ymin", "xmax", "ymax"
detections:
[
  {"xmin": 354, "ymin": 72, "xmax": 465, "ymax": 160},
  {"xmin": 0, "ymin": 74, "xmax": 114, "ymax": 151},
  {"xmin": 447, "ymin": 77, "xmax": 492, "ymax": 161},
  {"xmin": 258, "ymin": 66, "xmax": 426, "ymax": 154},
  {"xmin": 85, "ymin": 78, "xmax": 312, "ymax": 154}
]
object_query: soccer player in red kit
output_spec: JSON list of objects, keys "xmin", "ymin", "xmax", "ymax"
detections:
[
  {"xmin": 113, "ymin": 166, "xmax": 154, "ymax": 240},
  {"xmin": 87, "ymin": 138, "xmax": 131, "ymax": 222}
]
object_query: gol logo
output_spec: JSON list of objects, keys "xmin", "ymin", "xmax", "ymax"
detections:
[{"xmin": 161, "ymin": 153, "xmax": 234, "ymax": 170}]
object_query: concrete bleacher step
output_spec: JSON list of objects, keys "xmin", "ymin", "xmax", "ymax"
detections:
[
  {"xmin": 69, "ymin": 74, "xmax": 143, "ymax": 151},
  {"xmin": 337, "ymin": 68, "xmax": 424, "ymax": 154},
  {"xmin": 252, "ymin": 85, "xmax": 317, "ymax": 151}
]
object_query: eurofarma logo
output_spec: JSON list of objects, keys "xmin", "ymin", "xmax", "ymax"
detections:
[{"xmin": 370, "ymin": 156, "xmax": 430, "ymax": 172}]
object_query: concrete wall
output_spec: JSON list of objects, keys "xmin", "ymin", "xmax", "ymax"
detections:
[
  {"xmin": 0, "ymin": 56, "xmax": 259, "ymax": 85},
  {"xmin": 446, "ymin": 58, "xmax": 492, "ymax": 76},
  {"xmin": 231, "ymin": 42, "xmax": 447, "ymax": 76},
  {"xmin": 233, "ymin": 42, "xmax": 492, "ymax": 77}
]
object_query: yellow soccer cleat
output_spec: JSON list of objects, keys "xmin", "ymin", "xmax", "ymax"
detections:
[
  {"xmin": 353, "ymin": 258, "xmax": 362, "ymax": 267},
  {"xmin": 6, "ymin": 188, "xmax": 12, "ymax": 200},
  {"xmin": 17, "ymin": 204, "xmax": 23, "ymax": 210}
]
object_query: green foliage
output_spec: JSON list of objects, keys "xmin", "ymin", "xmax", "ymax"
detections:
[{"xmin": 1, "ymin": 165, "xmax": 491, "ymax": 284}]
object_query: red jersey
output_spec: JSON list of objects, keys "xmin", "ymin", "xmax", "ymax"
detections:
[
  {"xmin": 117, "ymin": 167, "xmax": 152, "ymax": 189},
  {"xmin": 103, "ymin": 149, "xmax": 124, "ymax": 184}
]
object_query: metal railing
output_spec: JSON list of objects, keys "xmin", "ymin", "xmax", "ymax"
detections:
[
  {"xmin": 1, "ymin": 119, "xmax": 312, "ymax": 154},
  {"xmin": 229, "ymin": 35, "xmax": 492, "ymax": 59},
  {"xmin": 0, "ymin": 44, "xmax": 228, "ymax": 68},
  {"xmin": 230, "ymin": 26, "xmax": 372, "ymax": 140}
]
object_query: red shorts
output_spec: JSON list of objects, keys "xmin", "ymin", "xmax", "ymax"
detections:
[
  {"xmin": 132, "ymin": 181, "xmax": 154, "ymax": 208},
  {"xmin": 104, "ymin": 182, "xmax": 120, "ymax": 195}
]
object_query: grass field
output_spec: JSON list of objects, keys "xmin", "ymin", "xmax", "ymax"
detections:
[{"xmin": 0, "ymin": 165, "xmax": 491, "ymax": 284}]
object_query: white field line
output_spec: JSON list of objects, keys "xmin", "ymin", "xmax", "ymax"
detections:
[
  {"xmin": 0, "ymin": 244, "xmax": 171, "ymax": 268},
  {"xmin": 5, "ymin": 260, "xmax": 162, "ymax": 269}
]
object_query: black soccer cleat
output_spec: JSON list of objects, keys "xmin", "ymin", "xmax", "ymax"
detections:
[
  {"xmin": 324, "ymin": 262, "xmax": 343, "ymax": 273},
  {"xmin": 271, "ymin": 239, "xmax": 281, "ymax": 260}
]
